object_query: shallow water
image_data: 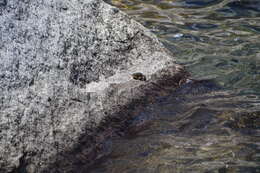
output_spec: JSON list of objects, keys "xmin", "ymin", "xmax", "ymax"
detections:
[{"xmin": 89, "ymin": 0, "xmax": 260, "ymax": 172}]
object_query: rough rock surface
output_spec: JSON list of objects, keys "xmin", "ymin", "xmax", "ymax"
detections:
[{"xmin": 0, "ymin": 0, "xmax": 187, "ymax": 172}]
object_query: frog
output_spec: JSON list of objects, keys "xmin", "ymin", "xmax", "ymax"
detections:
[{"xmin": 132, "ymin": 72, "xmax": 147, "ymax": 81}]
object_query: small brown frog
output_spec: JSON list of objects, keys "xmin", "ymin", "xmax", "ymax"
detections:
[{"xmin": 132, "ymin": 72, "xmax": 147, "ymax": 81}]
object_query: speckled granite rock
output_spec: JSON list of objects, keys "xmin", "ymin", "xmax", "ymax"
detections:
[{"xmin": 0, "ymin": 0, "xmax": 187, "ymax": 172}]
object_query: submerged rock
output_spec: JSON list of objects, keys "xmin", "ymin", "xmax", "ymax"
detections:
[{"xmin": 0, "ymin": 0, "xmax": 188, "ymax": 172}]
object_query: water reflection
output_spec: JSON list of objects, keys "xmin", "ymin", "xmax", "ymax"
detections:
[
  {"xmin": 166, "ymin": 0, "xmax": 224, "ymax": 9},
  {"xmin": 90, "ymin": 0, "xmax": 260, "ymax": 172}
]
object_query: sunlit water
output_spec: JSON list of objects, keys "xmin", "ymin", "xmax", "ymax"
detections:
[{"xmin": 89, "ymin": 0, "xmax": 260, "ymax": 172}]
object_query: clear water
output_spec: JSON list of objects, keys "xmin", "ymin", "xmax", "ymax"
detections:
[{"xmin": 89, "ymin": 0, "xmax": 260, "ymax": 172}]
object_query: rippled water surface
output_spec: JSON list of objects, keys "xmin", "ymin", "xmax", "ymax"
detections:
[{"xmin": 90, "ymin": 0, "xmax": 260, "ymax": 172}]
